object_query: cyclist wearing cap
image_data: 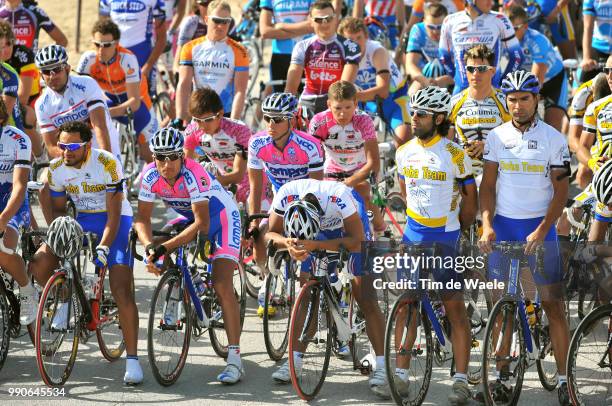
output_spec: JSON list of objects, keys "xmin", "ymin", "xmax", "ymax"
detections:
[
  {"xmin": 29, "ymin": 121, "xmax": 142, "ymax": 385},
  {"xmin": 0, "ymin": 97, "xmax": 36, "ymax": 327},
  {"xmin": 478, "ymin": 70, "xmax": 571, "ymax": 405},
  {"xmin": 439, "ymin": 0, "xmax": 523, "ymax": 95},
  {"xmin": 133, "ymin": 126, "xmax": 245, "ymax": 385},
  {"xmin": 448, "ymin": 44, "xmax": 510, "ymax": 184},
  {"xmin": 177, "ymin": 0, "xmax": 249, "ymax": 122},
  {"xmin": 266, "ymin": 178, "xmax": 389, "ymax": 398},
  {"xmin": 394, "ymin": 85, "xmax": 477, "ymax": 405},
  {"xmin": 76, "ymin": 19, "xmax": 158, "ymax": 164}
]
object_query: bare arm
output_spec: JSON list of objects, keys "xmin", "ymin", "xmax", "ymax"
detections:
[
  {"xmin": 108, "ymin": 81, "xmax": 141, "ymax": 117},
  {"xmin": 98, "ymin": 188, "xmax": 123, "ymax": 248},
  {"xmin": 356, "ymin": 48, "xmax": 390, "ymax": 101},
  {"xmin": 248, "ymin": 167, "xmax": 263, "ymax": 216},
  {"xmin": 217, "ymin": 154, "xmax": 247, "ymax": 186},
  {"xmin": 2, "ymin": 95, "xmax": 16, "ymax": 124},
  {"xmin": 89, "ymin": 106, "xmax": 112, "ymax": 152},
  {"xmin": 531, "ymin": 62, "xmax": 547, "ymax": 88},
  {"xmin": 352, "ymin": 0, "xmax": 364, "ymax": 18},
  {"xmin": 231, "ymin": 70, "xmax": 249, "ymax": 120},
  {"xmin": 577, "ymin": 131, "xmax": 595, "ymax": 167},
  {"xmin": 17, "ymin": 75, "xmax": 34, "ymax": 105},
  {"xmin": 405, "ymin": 52, "xmax": 427, "ymax": 84},
  {"xmin": 50, "ymin": 193, "xmax": 68, "ymax": 219},
  {"xmin": 582, "ymin": 14, "xmax": 595, "ymax": 63},
  {"xmin": 142, "ymin": 20, "xmax": 167, "ymax": 77},
  {"xmin": 285, "ymin": 64, "xmax": 304, "ymax": 94},
  {"xmin": 459, "ymin": 182, "xmax": 478, "ymax": 230},
  {"xmin": 345, "ymin": 139, "xmax": 380, "ymax": 187},
  {"xmin": 479, "ymin": 161, "xmax": 499, "ymax": 232},
  {"xmin": 134, "ymin": 200, "xmax": 155, "ymax": 247},
  {"xmin": 163, "ymin": 200, "xmax": 210, "ymax": 251},
  {"xmin": 48, "ymin": 27, "xmax": 68, "ymax": 47},
  {"xmin": 535, "ymin": 168, "xmax": 568, "ymax": 235},
  {"xmin": 42, "ymin": 129, "xmax": 62, "ymax": 158},
  {"xmin": 260, "ymin": 9, "xmax": 313, "ymax": 39},
  {"xmin": 176, "ymin": 65, "xmax": 194, "ymax": 121},
  {"xmin": 309, "ymin": 170, "xmax": 324, "ymax": 180},
  {"xmin": 341, "ymin": 63, "xmax": 359, "ymax": 84},
  {"xmin": 169, "ymin": 0, "xmax": 187, "ymax": 32}
]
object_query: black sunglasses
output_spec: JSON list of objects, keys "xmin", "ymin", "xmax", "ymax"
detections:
[
  {"xmin": 466, "ymin": 65, "xmax": 491, "ymax": 74},
  {"xmin": 603, "ymin": 67, "xmax": 612, "ymax": 75},
  {"xmin": 40, "ymin": 65, "xmax": 64, "ymax": 76},
  {"xmin": 263, "ymin": 115, "xmax": 288, "ymax": 124},
  {"xmin": 211, "ymin": 16, "xmax": 232, "ymax": 25},
  {"xmin": 154, "ymin": 153, "xmax": 183, "ymax": 162}
]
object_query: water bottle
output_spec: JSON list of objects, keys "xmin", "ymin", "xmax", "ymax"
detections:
[
  {"xmin": 191, "ymin": 268, "xmax": 206, "ymax": 296},
  {"xmin": 525, "ymin": 300, "xmax": 537, "ymax": 327}
]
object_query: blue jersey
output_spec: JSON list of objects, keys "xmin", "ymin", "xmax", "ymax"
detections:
[
  {"xmin": 583, "ymin": 0, "xmax": 612, "ymax": 54},
  {"xmin": 99, "ymin": 0, "xmax": 166, "ymax": 49},
  {"xmin": 519, "ymin": 28, "xmax": 563, "ymax": 82},
  {"xmin": 259, "ymin": 0, "xmax": 313, "ymax": 55},
  {"xmin": 406, "ymin": 22, "xmax": 439, "ymax": 68}
]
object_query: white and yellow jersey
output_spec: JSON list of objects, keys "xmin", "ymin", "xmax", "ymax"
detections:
[
  {"xmin": 48, "ymin": 148, "xmax": 132, "ymax": 216},
  {"xmin": 568, "ymin": 78, "xmax": 595, "ymax": 127},
  {"xmin": 396, "ymin": 135, "xmax": 474, "ymax": 232},
  {"xmin": 483, "ymin": 119, "xmax": 570, "ymax": 219},
  {"xmin": 584, "ymin": 94, "xmax": 612, "ymax": 148}
]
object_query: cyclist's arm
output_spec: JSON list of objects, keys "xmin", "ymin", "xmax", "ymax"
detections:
[
  {"xmin": 98, "ymin": 185, "xmax": 123, "ymax": 248},
  {"xmin": 341, "ymin": 63, "xmax": 359, "ymax": 84},
  {"xmin": 163, "ymin": 200, "xmax": 210, "ymax": 251},
  {"xmin": 169, "ymin": 0, "xmax": 187, "ymax": 32},
  {"xmin": 230, "ymin": 69, "xmax": 248, "ymax": 120},
  {"xmin": 576, "ymin": 131, "xmax": 595, "ymax": 166},
  {"xmin": 217, "ymin": 154, "xmax": 246, "ymax": 186},
  {"xmin": 398, "ymin": 176, "xmax": 406, "ymax": 200},
  {"xmin": 0, "ymin": 167, "xmax": 28, "ymax": 232},
  {"xmin": 285, "ymin": 63, "xmax": 304, "ymax": 94},
  {"xmin": 248, "ymin": 167, "xmax": 263, "ymax": 219},
  {"xmin": 345, "ymin": 139, "xmax": 379, "ymax": 188},
  {"xmin": 582, "ymin": 14, "xmax": 595, "ymax": 65},
  {"xmin": 259, "ymin": 9, "xmax": 313, "ymax": 39},
  {"xmin": 133, "ymin": 199, "xmax": 155, "ymax": 248},
  {"xmin": 108, "ymin": 81, "xmax": 141, "ymax": 118},
  {"xmin": 534, "ymin": 167, "xmax": 568, "ymax": 236},
  {"xmin": 352, "ymin": 0, "xmax": 364, "ymax": 18},
  {"xmin": 405, "ymin": 53, "xmax": 428, "ymax": 85},
  {"xmin": 395, "ymin": 0, "xmax": 405, "ymax": 33},
  {"xmin": 479, "ymin": 161, "xmax": 499, "ymax": 232},
  {"xmin": 2, "ymin": 95, "xmax": 16, "ymax": 125},
  {"xmin": 89, "ymin": 106, "xmax": 113, "ymax": 152},
  {"xmin": 356, "ymin": 48, "xmax": 390, "ymax": 102},
  {"xmin": 49, "ymin": 193, "xmax": 67, "ymax": 219},
  {"xmin": 303, "ymin": 212, "xmax": 364, "ymax": 252},
  {"xmin": 405, "ymin": 14, "xmax": 421, "ymax": 36},
  {"xmin": 18, "ymin": 75, "xmax": 34, "ymax": 105},
  {"xmin": 567, "ymin": 123, "xmax": 582, "ymax": 153},
  {"xmin": 176, "ymin": 65, "xmax": 194, "ymax": 121},
  {"xmin": 142, "ymin": 19, "xmax": 167, "ymax": 77},
  {"xmin": 41, "ymin": 129, "xmax": 62, "ymax": 158},
  {"xmin": 459, "ymin": 181, "xmax": 477, "ymax": 231},
  {"xmin": 309, "ymin": 170, "xmax": 324, "ymax": 180},
  {"xmin": 48, "ymin": 26, "xmax": 68, "ymax": 47},
  {"xmin": 531, "ymin": 63, "xmax": 547, "ymax": 89}
]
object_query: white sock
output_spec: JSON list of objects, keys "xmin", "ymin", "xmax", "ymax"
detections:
[
  {"xmin": 376, "ymin": 355, "xmax": 385, "ymax": 370},
  {"xmin": 293, "ymin": 351, "xmax": 304, "ymax": 371},
  {"xmin": 395, "ymin": 368, "xmax": 409, "ymax": 381},
  {"xmin": 558, "ymin": 375, "xmax": 567, "ymax": 385},
  {"xmin": 227, "ymin": 345, "xmax": 241, "ymax": 367},
  {"xmin": 20, "ymin": 282, "xmax": 35, "ymax": 296},
  {"xmin": 126, "ymin": 355, "xmax": 140, "ymax": 370},
  {"xmin": 454, "ymin": 372, "xmax": 468, "ymax": 383}
]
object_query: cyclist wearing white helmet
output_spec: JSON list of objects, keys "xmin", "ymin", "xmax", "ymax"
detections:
[
  {"xmin": 133, "ymin": 126, "xmax": 245, "ymax": 385},
  {"xmin": 29, "ymin": 121, "xmax": 142, "ymax": 385},
  {"xmin": 395, "ymin": 85, "xmax": 477, "ymax": 405},
  {"xmin": 479, "ymin": 69, "xmax": 571, "ymax": 405},
  {"xmin": 266, "ymin": 178, "xmax": 389, "ymax": 399}
]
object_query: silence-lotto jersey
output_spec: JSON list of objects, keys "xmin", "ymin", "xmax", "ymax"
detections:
[
  {"xmin": 355, "ymin": 39, "xmax": 403, "ymax": 92},
  {"xmin": 0, "ymin": 125, "xmax": 31, "ymax": 195},
  {"xmin": 309, "ymin": 109, "xmax": 376, "ymax": 174},
  {"xmin": 583, "ymin": 94, "xmax": 612, "ymax": 147},
  {"xmin": 396, "ymin": 135, "xmax": 474, "ymax": 232},
  {"xmin": 99, "ymin": 0, "xmax": 166, "ymax": 48},
  {"xmin": 47, "ymin": 148, "xmax": 132, "ymax": 216},
  {"xmin": 291, "ymin": 34, "xmax": 361, "ymax": 96},
  {"xmin": 568, "ymin": 78, "xmax": 596, "ymax": 126},
  {"xmin": 0, "ymin": 2, "xmax": 55, "ymax": 50}
]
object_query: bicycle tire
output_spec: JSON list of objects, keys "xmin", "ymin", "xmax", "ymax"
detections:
[
  {"xmin": 348, "ymin": 292, "xmax": 371, "ymax": 375},
  {"xmin": 383, "ymin": 192, "xmax": 407, "ymax": 239},
  {"xmin": 95, "ymin": 266, "xmax": 126, "ymax": 361},
  {"xmin": 567, "ymin": 302, "xmax": 612, "ymax": 406},
  {"xmin": 243, "ymin": 40, "xmax": 261, "ymax": 98},
  {"xmin": 153, "ymin": 92, "xmax": 173, "ymax": 125},
  {"xmin": 147, "ymin": 269, "xmax": 191, "ymax": 386},
  {"xmin": 118, "ymin": 127, "xmax": 137, "ymax": 194},
  {"xmin": 385, "ymin": 296, "xmax": 433, "ymax": 406},
  {"xmin": 241, "ymin": 98, "xmax": 262, "ymax": 132},
  {"xmin": 241, "ymin": 242, "xmax": 263, "ymax": 299},
  {"xmin": 288, "ymin": 279, "xmax": 333, "ymax": 401},
  {"xmin": 263, "ymin": 259, "xmax": 295, "ymax": 361},
  {"xmin": 481, "ymin": 298, "xmax": 526, "ymax": 406},
  {"xmin": 534, "ymin": 314, "xmax": 558, "ymax": 391},
  {"xmin": 35, "ymin": 271, "xmax": 80, "ymax": 387},
  {"xmin": 0, "ymin": 283, "xmax": 9, "ymax": 371}
]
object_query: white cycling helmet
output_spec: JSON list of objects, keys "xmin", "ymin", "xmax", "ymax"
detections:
[
  {"xmin": 410, "ymin": 86, "xmax": 451, "ymax": 115},
  {"xmin": 149, "ymin": 127, "xmax": 185, "ymax": 155},
  {"xmin": 593, "ymin": 159, "xmax": 612, "ymax": 205},
  {"xmin": 47, "ymin": 216, "xmax": 84, "ymax": 259},
  {"xmin": 35, "ymin": 45, "xmax": 68, "ymax": 69},
  {"xmin": 283, "ymin": 200, "xmax": 321, "ymax": 240}
]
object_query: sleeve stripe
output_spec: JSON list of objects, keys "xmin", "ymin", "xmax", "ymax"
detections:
[
  {"xmin": 15, "ymin": 159, "xmax": 31, "ymax": 166},
  {"xmin": 86, "ymin": 99, "xmax": 104, "ymax": 108},
  {"xmin": 502, "ymin": 34, "xmax": 516, "ymax": 42}
]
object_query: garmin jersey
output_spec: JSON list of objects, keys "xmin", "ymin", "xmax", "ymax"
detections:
[
  {"xmin": 99, "ymin": 0, "xmax": 166, "ymax": 48},
  {"xmin": 406, "ymin": 23, "xmax": 440, "ymax": 68},
  {"xmin": 76, "ymin": 46, "xmax": 152, "ymax": 108},
  {"xmin": 271, "ymin": 179, "xmax": 359, "ymax": 231},
  {"xmin": 568, "ymin": 78, "xmax": 595, "ymax": 126},
  {"xmin": 0, "ymin": 125, "xmax": 31, "ymax": 195},
  {"xmin": 583, "ymin": 94, "xmax": 612, "ymax": 147},
  {"xmin": 248, "ymin": 130, "xmax": 324, "ymax": 192},
  {"xmin": 35, "ymin": 74, "xmax": 121, "ymax": 156},
  {"xmin": 177, "ymin": 15, "xmax": 207, "ymax": 46},
  {"xmin": 519, "ymin": 28, "xmax": 563, "ymax": 83},
  {"xmin": 138, "ymin": 157, "xmax": 236, "ymax": 221},
  {"xmin": 47, "ymin": 148, "xmax": 132, "ymax": 216},
  {"xmin": 179, "ymin": 36, "xmax": 249, "ymax": 113},
  {"xmin": 260, "ymin": 0, "xmax": 313, "ymax": 55},
  {"xmin": 355, "ymin": 39, "xmax": 403, "ymax": 92},
  {"xmin": 0, "ymin": 2, "xmax": 56, "ymax": 50},
  {"xmin": 291, "ymin": 34, "xmax": 361, "ymax": 96},
  {"xmin": 396, "ymin": 135, "xmax": 474, "ymax": 232},
  {"xmin": 439, "ymin": 11, "xmax": 523, "ymax": 93},
  {"xmin": 583, "ymin": 0, "xmax": 612, "ymax": 54},
  {"xmin": 309, "ymin": 109, "xmax": 376, "ymax": 174},
  {"xmin": 483, "ymin": 119, "xmax": 570, "ymax": 219}
]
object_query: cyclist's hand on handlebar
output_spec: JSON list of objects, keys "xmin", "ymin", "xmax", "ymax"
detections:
[
  {"xmin": 93, "ymin": 245, "xmax": 110, "ymax": 268},
  {"xmin": 145, "ymin": 262, "xmax": 163, "ymax": 276},
  {"xmin": 580, "ymin": 58, "xmax": 598, "ymax": 72},
  {"xmin": 146, "ymin": 243, "xmax": 167, "ymax": 263},
  {"xmin": 203, "ymin": 161, "xmax": 219, "ymax": 177},
  {"xmin": 478, "ymin": 227, "xmax": 496, "ymax": 254},
  {"xmin": 286, "ymin": 238, "xmax": 309, "ymax": 261},
  {"xmin": 525, "ymin": 228, "xmax": 546, "ymax": 255}
]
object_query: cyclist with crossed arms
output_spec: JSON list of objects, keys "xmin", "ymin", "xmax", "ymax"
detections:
[{"xmin": 134, "ymin": 127, "xmax": 245, "ymax": 384}]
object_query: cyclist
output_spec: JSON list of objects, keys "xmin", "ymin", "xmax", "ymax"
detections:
[
  {"xmin": 177, "ymin": 0, "xmax": 249, "ymax": 122},
  {"xmin": 248, "ymin": 92, "xmax": 324, "ymax": 316},
  {"xmin": 580, "ymin": 0, "xmax": 611, "ymax": 83},
  {"xmin": 439, "ymin": 0, "xmax": 523, "ymax": 95},
  {"xmin": 507, "ymin": 5, "xmax": 567, "ymax": 132},
  {"xmin": 448, "ymin": 44, "xmax": 510, "ymax": 184},
  {"xmin": 174, "ymin": 0, "xmax": 209, "ymax": 75},
  {"xmin": 338, "ymin": 17, "xmax": 412, "ymax": 146},
  {"xmin": 0, "ymin": 0, "xmax": 67, "ymax": 51},
  {"xmin": 134, "ymin": 127, "xmax": 245, "ymax": 384},
  {"xmin": 260, "ymin": 0, "xmax": 314, "ymax": 93},
  {"xmin": 266, "ymin": 178, "xmax": 389, "ymax": 398},
  {"xmin": 29, "ymin": 120, "xmax": 142, "ymax": 385},
  {"xmin": 0, "ymin": 97, "xmax": 36, "ymax": 326},
  {"xmin": 394, "ymin": 85, "xmax": 477, "ymax": 404},
  {"xmin": 286, "ymin": 0, "xmax": 361, "ymax": 120},
  {"xmin": 404, "ymin": 0, "xmax": 463, "ymax": 35},
  {"xmin": 478, "ymin": 70, "xmax": 571, "ymax": 405},
  {"xmin": 405, "ymin": 3, "xmax": 454, "ymax": 99},
  {"xmin": 76, "ymin": 19, "xmax": 157, "ymax": 163},
  {"xmin": 99, "ymin": 0, "xmax": 166, "ymax": 95},
  {"xmin": 309, "ymin": 80, "xmax": 386, "ymax": 234},
  {"xmin": 352, "ymin": 0, "xmax": 405, "ymax": 49},
  {"xmin": 522, "ymin": 0, "xmax": 576, "ymax": 60}
]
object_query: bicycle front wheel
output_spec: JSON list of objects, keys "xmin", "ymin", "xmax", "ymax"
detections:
[
  {"xmin": 241, "ymin": 242, "xmax": 263, "ymax": 299},
  {"xmin": 0, "ymin": 284, "xmax": 9, "ymax": 371},
  {"xmin": 263, "ymin": 261, "xmax": 295, "ymax": 360},
  {"xmin": 567, "ymin": 303, "xmax": 612, "ymax": 405},
  {"xmin": 147, "ymin": 269, "xmax": 191, "ymax": 386},
  {"xmin": 35, "ymin": 271, "xmax": 80, "ymax": 387},
  {"xmin": 288, "ymin": 279, "xmax": 333, "ymax": 401},
  {"xmin": 383, "ymin": 192, "xmax": 407, "ymax": 239},
  {"xmin": 96, "ymin": 266, "xmax": 126, "ymax": 361}
]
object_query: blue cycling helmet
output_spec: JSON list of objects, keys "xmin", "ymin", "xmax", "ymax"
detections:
[
  {"xmin": 525, "ymin": 1, "xmax": 542, "ymax": 23},
  {"xmin": 35, "ymin": 45, "xmax": 68, "ymax": 69},
  {"xmin": 422, "ymin": 59, "xmax": 446, "ymax": 79},
  {"xmin": 149, "ymin": 127, "xmax": 184, "ymax": 155},
  {"xmin": 262, "ymin": 92, "xmax": 298, "ymax": 118},
  {"xmin": 500, "ymin": 70, "xmax": 541, "ymax": 95}
]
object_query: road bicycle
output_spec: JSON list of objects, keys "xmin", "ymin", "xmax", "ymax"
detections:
[
  {"xmin": 136, "ymin": 229, "xmax": 246, "ymax": 386},
  {"xmin": 35, "ymin": 231, "xmax": 124, "ymax": 386},
  {"xmin": 116, "ymin": 108, "xmax": 140, "ymax": 198},
  {"xmin": 241, "ymin": 212, "xmax": 269, "ymax": 299}
]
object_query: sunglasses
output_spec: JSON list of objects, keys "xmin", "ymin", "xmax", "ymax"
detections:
[
  {"xmin": 466, "ymin": 65, "xmax": 491, "ymax": 74},
  {"xmin": 263, "ymin": 115, "xmax": 288, "ymax": 124},
  {"xmin": 154, "ymin": 153, "xmax": 183, "ymax": 162},
  {"xmin": 312, "ymin": 15, "xmax": 334, "ymax": 24},
  {"xmin": 512, "ymin": 24, "xmax": 525, "ymax": 31},
  {"xmin": 411, "ymin": 109, "xmax": 434, "ymax": 118},
  {"xmin": 92, "ymin": 40, "xmax": 116, "ymax": 48},
  {"xmin": 192, "ymin": 113, "xmax": 220, "ymax": 123},
  {"xmin": 604, "ymin": 67, "xmax": 612, "ymax": 75},
  {"xmin": 426, "ymin": 23, "xmax": 442, "ymax": 31},
  {"xmin": 210, "ymin": 16, "xmax": 232, "ymax": 25},
  {"xmin": 40, "ymin": 65, "xmax": 64, "ymax": 76},
  {"xmin": 58, "ymin": 142, "xmax": 86, "ymax": 151}
]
